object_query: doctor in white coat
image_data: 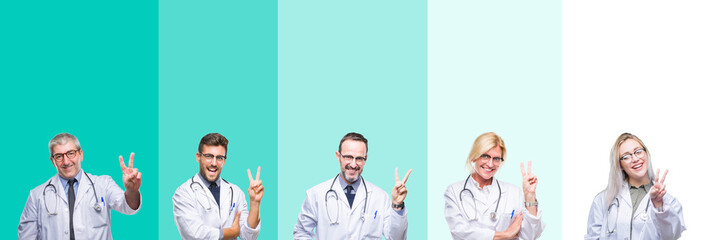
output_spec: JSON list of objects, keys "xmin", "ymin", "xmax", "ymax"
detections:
[
  {"xmin": 173, "ymin": 133, "xmax": 263, "ymax": 240},
  {"xmin": 293, "ymin": 132, "xmax": 412, "ymax": 240},
  {"xmin": 18, "ymin": 133, "xmax": 142, "ymax": 240},
  {"xmin": 444, "ymin": 132, "xmax": 545, "ymax": 240},
  {"xmin": 585, "ymin": 133, "xmax": 686, "ymax": 239}
]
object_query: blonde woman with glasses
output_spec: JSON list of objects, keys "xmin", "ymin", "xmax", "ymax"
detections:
[
  {"xmin": 444, "ymin": 132, "xmax": 545, "ymax": 239},
  {"xmin": 585, "ymin": 133, "xmax": 686, "ymax": 239}
]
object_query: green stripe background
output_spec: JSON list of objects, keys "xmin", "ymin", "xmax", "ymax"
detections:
[{"xmin": 2, "ymin": 0, "xmax": 562, "ymax": 239}]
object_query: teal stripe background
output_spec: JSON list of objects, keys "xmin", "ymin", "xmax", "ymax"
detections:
[
  {"xmin": 2, "ymin": 0, "xmax": 566, "ymax": 239},
  {"xmin": 278, "ymin": 0, "xmax": 428, "ymax": 238},
  {"xmin": 159, "ymin": 0, "xmax": 278, "ymax": 239},
  {"xmin": 1, "ymin": 0, "xmax": 159, "ymax": 238},
  {"xmin": 428, "ymin": 0, "xmax": 562, "ymax": 239}
]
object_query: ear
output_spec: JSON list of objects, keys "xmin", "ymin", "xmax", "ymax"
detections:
[
  {"xmin": 335, "ymin": 151, "xmax": 341, "ymax": 164},
  {"xmin": 195, "ymin": 152, "xmax": 201, "ymax": 164},
  {"xmin": 78, "ymin": 149, "xmax": 84, "ymax": 162},
  {"xmin": 49, "ymin": 156, "xmax": 55, "ymax": 166}
]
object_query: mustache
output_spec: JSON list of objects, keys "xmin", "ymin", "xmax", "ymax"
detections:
[{"xmin": 345, "ymin": 165, "xmax": 360, "ymax": 171}]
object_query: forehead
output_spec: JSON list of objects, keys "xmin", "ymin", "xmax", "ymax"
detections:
[
  {"xmin": 484, "ymin": 146, "xmax": 503, "ymax": 157},
  {"xmin": 201, "ymin": 145, "xmax": 227, "ymax": 155},
  {"xmin": 619, "ymin": 139, "xmax": 643, "ymax": 153},
  {"xmin": 53, "ymin": 142, "xmax": 77, "ymax": 153},
  {"xmin": 340, "ymin": 140, "xmax": 367, "ymax": 154}
]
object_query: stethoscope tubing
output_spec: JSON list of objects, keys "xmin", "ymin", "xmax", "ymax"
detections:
[
  {"xmin": 459, "ymin": 176, "xmax": 502, "ymax": 221},
  {"xmin": 607, "ymin": 196, "xmax": 651, "ymax": 234},
  {"xmin": 43, "ymin": 174, "xmax": 102, "ymax": 216},
  {"xmin": 190, "ymin": 176, "xmax": 234, "ymax": 214},
  {"xmin": 325, "ymin": 174, "xmax": 368, "ymax": 224}
]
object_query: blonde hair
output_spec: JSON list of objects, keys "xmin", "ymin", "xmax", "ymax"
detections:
[
  {"xmin": 466, "ymin": 132, "xmax": 506, "ymax": 174},
  {"xmin": 605, "ymin": 133, "xmax": 655, "ymax": 206}
]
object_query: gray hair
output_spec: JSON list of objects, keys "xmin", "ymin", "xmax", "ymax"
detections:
[
  {"xmin": 48, "ymin": 133, "xmax": 81, "ymax": 155},
  {"xmin": 605, "ymin": 133, "xmax": 655, "ymax": 206}
]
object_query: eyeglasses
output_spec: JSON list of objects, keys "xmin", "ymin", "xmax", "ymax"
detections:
[
  {"xmin": 339, "ymin": 153, "xmax": 366, "ymax": 162},
  {"xmin": 479, "ymin": 154, "xmax": 504, "ymax": 163},
  {"xmin": 52, "ymin": 149, "xmax": 79, "ymax": 162},
  {"xmin": 199, "ymin": 152, "xmax": 226, "ymax": 162},
  {"xmin": 619, "ymin": 148, "xmax": 646, "ymax": 161}
]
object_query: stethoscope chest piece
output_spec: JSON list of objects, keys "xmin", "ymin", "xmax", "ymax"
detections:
[{"xmin": 490, "ymin": 212, "xmax": 497, "ymax": 221}]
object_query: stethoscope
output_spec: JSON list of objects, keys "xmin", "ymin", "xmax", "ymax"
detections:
[
  {"xmin": 325, "ymin": 174, "xmax": 368, "ymax": 225},
  {"xmin": 606, "ymin": 197, "xmax": 651, "ymax": 234},
  {"xmin": 190, "ymin": 176, "xmax": 235, "ymax": 215},
  {"xmin": 459, "ymin": 176, "xmax": 502, "ymax": 221},
  {"xmin": 42, "ymin": 174, "xmax": 102, "ymax": 216}
]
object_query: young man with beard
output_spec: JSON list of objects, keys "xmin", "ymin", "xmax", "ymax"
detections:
[
  {"xmin": 173, "ymin": 133, "xmax": 264, "ymax": 240},
  {"xmin": 293, "ymin": 132, "xmax": 412, "ymax": 240}
]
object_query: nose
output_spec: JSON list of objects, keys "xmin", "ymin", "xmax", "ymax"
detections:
[{"xmin": 486, "ymin": 159, "xmax": 495, "ymax": 168}]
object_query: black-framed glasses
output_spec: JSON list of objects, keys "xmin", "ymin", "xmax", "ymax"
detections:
[
  {"xmin": 339, "ymin": 153, "xmax": 366, "ymax": 162},
  {"xmin": 479, "ymin": 154, "xmax": 504, "ymax": 163},
  {"xmin": 199, "ymin": 152, "xmax": 226, "ymax": 162},
  {"xmin": 52, "ymin": 149, "xmax": 79, "ymax": 162},
  {"xmin": 619, "ymin": 148, "xmax": 646, "ymax": 161}
]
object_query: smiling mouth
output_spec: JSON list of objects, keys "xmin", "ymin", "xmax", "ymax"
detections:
[
  {"xmin": 482, "ymin": 166, "xmax": 495, "ymax": 173},
  {"xmin": 207, "ymin": 167, "xmax": 218, "ymax": 173},
  {"xmin": 632, "ymin": 163, "xmax": 643, "ymax": 170}
]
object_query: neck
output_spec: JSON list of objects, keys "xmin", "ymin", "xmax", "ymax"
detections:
[
  {"xmin": 471, "ymin": 173, "xmax": 492, "ymax": 188},
  {"xmin": 628, "ymin": 175, "xmax": 650, "ymax": 187}
]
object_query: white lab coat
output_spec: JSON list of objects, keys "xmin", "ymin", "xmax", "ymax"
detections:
[
  {"xmin": 18, "ymin": 171, "xmax": 141, "ymax": 240},
  {"xmin": 444, "ymin": 177, "xmax": 545, "ymax": 240},
  {"xmin": 585, "ymin": 183, "xmax": 686, "ymax": 240},
  {"xmin": 173, "ymin": 174, "xmax": 260, "ymax": 240},
  {"xmin": 293, "ymin": 176, "xmax": 408, "ymax": 240}
]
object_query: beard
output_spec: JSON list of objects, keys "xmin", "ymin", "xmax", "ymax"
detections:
[{"xmin": 341, "ymin": 164, "xmax": 361, "ymax": 183}]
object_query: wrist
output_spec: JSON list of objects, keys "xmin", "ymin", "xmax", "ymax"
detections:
[
  {"xmin": 524, "ymin": 193, "xmax": 536, "ymax": 202},
  {"xmin": 392, "ymin": 202, "xmax": 405, "ymax": 210}
]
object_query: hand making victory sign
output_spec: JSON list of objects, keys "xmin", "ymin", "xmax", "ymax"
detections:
[
  {"xmin": 392, "ymin": 168, "xmax": 412, "ymax": 210},
  {"xmin": 650, "ymin": 168, "xmax": 669, "ymax": 209},
  {"xmin": 520, "ymin": 161, "xmax": 538, "ymax": 216},
  {"xmin": 119, "ymin": 152, "xmax": 142, "ymax": 210},
  {"xmin": 247, "ymin": 166, "xmax": 264, "ymax": 228}
]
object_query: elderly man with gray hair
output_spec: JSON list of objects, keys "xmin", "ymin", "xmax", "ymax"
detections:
[{"xmin": 18, "ymin": 133, "xmax": 142, "ymax": 239}]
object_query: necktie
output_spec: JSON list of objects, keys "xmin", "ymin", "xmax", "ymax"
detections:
[
  {"xmin": 345, "ymin": 185, "xmax": 355, "ymax": 208},
  {"xmin": 209, "ymin": 182, "xmax": 220, "ymax": 207},
  {"xmin": 68, "ymin": 179, "xmax": 76, "ymax": 240}
]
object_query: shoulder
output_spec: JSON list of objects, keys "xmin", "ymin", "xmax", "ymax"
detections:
[
  {"xmin": 174, "ymin": 177, "xmax": 194, "ymax": 192},
  {"xmin": 28, "ymin": 177, "xmax": 53, "ymax": 195},
  {"xmin": 222, "ymin": 180, "xmax": 245, "ymax": 196},
  {"xmin": 444, "ymin": 179, "xmax": 466, "ymax": 197},
  {"xmin": 308, "ymin": 177, "xmax": 336, "ymax": 192},
  {"xmin": 86, "ymin": 172, "xmax": 116, "ymax": 184},
  {"xmin": 495, "ymin": 179, "xmax": 520, "ymax": 192},
  {"xmin": 363, "ymin": 180, "xmax": 390, "ymax": 199}
]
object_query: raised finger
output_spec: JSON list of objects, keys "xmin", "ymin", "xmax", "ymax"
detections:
[
  {"xmin": 256, "ymin": 166, "xmax": 261, "ymax": 181},
  {"xmin": 402, "ymin": 169, "xmax": 412, "ymax": 184},
  {"xmin": 659, "ymin": 169, "xmax": 668, "ymax": 184},
  {"xmin": 247, "ymin": 169, "xmax": 254, "ymax": 182},
  {"xmin": 395, "ymin": 168, "xmax": 399, "ymax": 182},
  {"xmin": 520, "ymin": 162, "xmax": 526, "ymax": 177},
  {"xmin": 119, "ymin": 155, "xmax": 127, "ymax": 170},
  {"xmin": 655, "ymin": 169, "xmax": 660, "ymax": 183},
  {"xmin": 129, "ymin": 152, "xmax": 134, "ymax": 169}
]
